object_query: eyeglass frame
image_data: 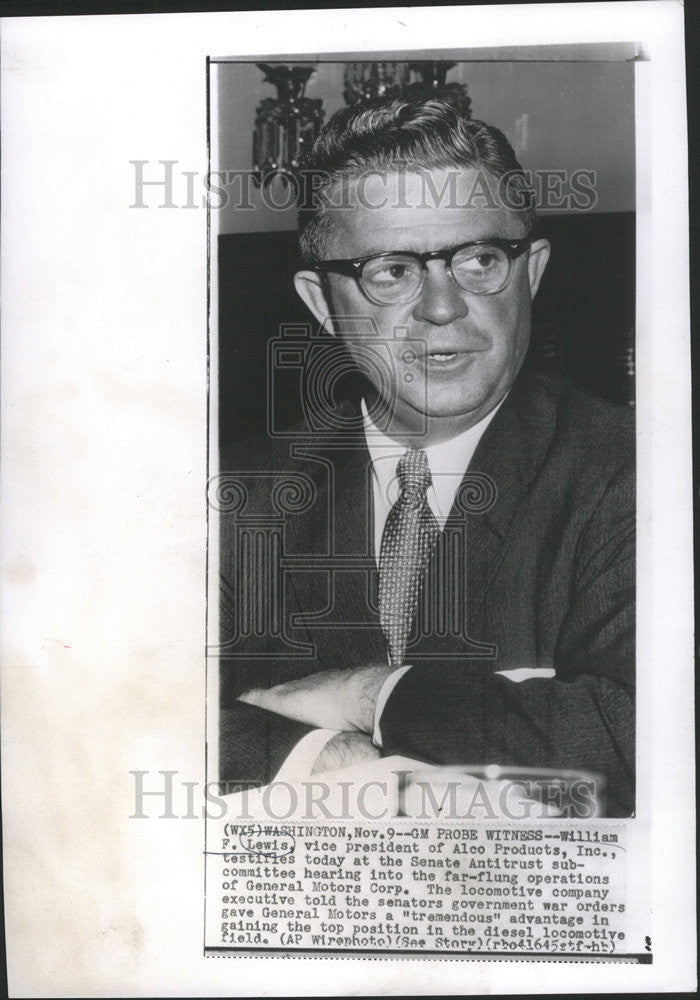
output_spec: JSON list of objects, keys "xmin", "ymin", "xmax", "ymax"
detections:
[{"xmin": 314, "ymin": 235, "xmax": 533, "ymax": 304}]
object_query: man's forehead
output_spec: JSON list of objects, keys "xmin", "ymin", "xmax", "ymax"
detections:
[{"xmin": 324, "ymin": 167, "xmax": 525, "ymax": 256}]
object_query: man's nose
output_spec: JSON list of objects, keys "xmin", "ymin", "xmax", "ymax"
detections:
[{"xmin": 411, "ymin": 262, "xmax": 469, "ymax": 325}]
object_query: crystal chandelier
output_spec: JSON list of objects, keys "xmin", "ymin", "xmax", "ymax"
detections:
[
  {"xmin": 343, "ymin": 60, "xmax": 471, "ymax": 117},
  {"xmin": 252, "ymin": 63, "xmax": 325, "ymax": 186}
]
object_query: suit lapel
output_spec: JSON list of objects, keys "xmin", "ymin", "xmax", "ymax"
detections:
[
  {"xmin": 408, "ymin": 370, "xmax": 557, "ymax": 660},
  {"xmin": 456, "ymin": 370, "xmax": 557, "ymax": 617}
]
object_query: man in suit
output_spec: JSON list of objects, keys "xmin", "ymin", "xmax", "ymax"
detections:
[{"xmin": 219, "ymin": 98, "xmax": 634, "ymax": 815}]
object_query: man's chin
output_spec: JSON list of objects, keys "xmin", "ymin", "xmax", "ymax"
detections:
[
  {"xmin": 419, "ymin": 391, "xmax": 499, "ymax": 422},
  {"xmin": 381, "ymin": 397, "xmax": 498, "ymax": 442}
]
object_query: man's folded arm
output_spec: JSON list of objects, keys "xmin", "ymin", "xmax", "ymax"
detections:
[
  {"xmin": 219, "ymin": 697, "xmax": 381, "ymax": 788},
  {"xmin": 219, "ymin": 699, "xmax": 319, "ymax": 790},
  {"xmin": 379, "ymin": 667, "xmax": 634, "ymax": 814},
  {"xmin": 379, "ymin": 462, "xmax": 635, "ymax": 815}
]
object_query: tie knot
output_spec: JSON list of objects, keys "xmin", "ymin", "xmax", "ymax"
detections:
[{"xmin": 397, "ymin": 449, "xmax": 432, "ymax": 503}]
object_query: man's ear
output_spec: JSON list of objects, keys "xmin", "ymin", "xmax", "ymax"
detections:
[
  {"xmin": 526, "ymin": 238, "xmax": 551, "ymax": 299},
  {"xmin": 294, "ymin": 270, "xmax": 335, "ymax": 335}
]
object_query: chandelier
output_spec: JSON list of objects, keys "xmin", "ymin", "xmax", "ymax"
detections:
[
  {"xmin": 251, "ymin": 61, "xmax": 471, "ymax": 186},
  {"xmin": 252, "ymin": 63, "xmax": 325, "ymax": 187},
  {"xmin": 344, "ymin": 60, "xmax": 472, "ymax": 117}
]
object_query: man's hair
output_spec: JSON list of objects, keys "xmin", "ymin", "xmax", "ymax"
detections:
[{"xmin": 297, "ymin": 97, "xmax": 535, "ymax": 264}]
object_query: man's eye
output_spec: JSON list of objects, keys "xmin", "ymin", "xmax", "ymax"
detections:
[
  {"xmin": 365, "ymin": 260, "xmax": 417, "ymax": 284},
  {"xmin": 465, "ymin": 252, "xmax": 498, "ymax": 269},
  {"xmin": 388, "ymin": 264, "xmax": 407, "ymax": 279},
  {"xmin": 454, "ymin": 246, "xmax": 505, "ymax": 274},
  {"xmin": 372, "ymin": 264, "xmax": 407, "ymax": 281}
]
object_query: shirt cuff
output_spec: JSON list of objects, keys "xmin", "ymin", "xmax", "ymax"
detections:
[
  {"xmin": 372, "ymin": 665, "xmax": 413, "ymax": 747},
  {"xmin": 273, "ymin": 728, "xmax": 340, "ymax": 783}
]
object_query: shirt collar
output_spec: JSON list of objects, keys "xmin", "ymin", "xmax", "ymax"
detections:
[{"xmin": 361, "ymin": 395, "xmax": 506, "ymax": 518}]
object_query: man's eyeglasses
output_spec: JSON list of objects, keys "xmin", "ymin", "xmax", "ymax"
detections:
[{"xmin": 315, "ymin": 236, "xmax": 532, "ymax": 305}]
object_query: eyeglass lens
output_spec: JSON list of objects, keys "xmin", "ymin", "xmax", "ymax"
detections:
[{"xmin": 360, "ymin": 244, "xmax": 512, "ymax": 304}]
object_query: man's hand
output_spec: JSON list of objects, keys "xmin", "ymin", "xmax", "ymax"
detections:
[
  {"xmin": 311, "ymin": 731, "xmax": 381, "ymax": 774},
  {"xmin": 238, "ymin": 664, "xmax": 393, "ymax": 733}
]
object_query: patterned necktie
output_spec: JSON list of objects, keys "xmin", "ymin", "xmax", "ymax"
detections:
[{"xmin": 378, "ymin": 448, "xmax": 440, "ymax": 668}]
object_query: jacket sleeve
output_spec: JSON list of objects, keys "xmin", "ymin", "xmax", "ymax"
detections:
[
  {"xmin": 378, "ymin": 461, "xmax": 635, "ymax": 816},
  {"xmin": 218, "ymin": 700, "xmax": 317, "ymax": 792},
  {"xmin": 216, "ymin": 449, "xmax": 322, "ymax": 790}
]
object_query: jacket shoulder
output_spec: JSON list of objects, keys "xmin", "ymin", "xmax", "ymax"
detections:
[{"xmin": 526, "ymin": 370, "xmax": 634, "ymax": 471}]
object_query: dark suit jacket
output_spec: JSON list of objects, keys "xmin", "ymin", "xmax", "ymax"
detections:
[{"xmin": 218, "ymin": 368, "xmax": 635, "ymax": 815}]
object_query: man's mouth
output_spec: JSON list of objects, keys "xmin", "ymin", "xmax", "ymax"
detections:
[
  {"xmin": 414, "ymin": 348, "xmax": 485, "ymax": 373},
  {"xmin": 424, "ymin": 349, "xmax": 479, "ymax": 363}
]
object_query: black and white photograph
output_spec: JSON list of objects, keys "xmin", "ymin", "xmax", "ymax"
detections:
[{"xmin": 210, "ymin": 53, "xmax": 637, "ymax": 826}]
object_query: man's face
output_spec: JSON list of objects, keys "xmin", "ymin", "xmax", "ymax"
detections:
[{"xmin": 295, "ymin": 167, "xmax": 550, "ymax": 443}]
